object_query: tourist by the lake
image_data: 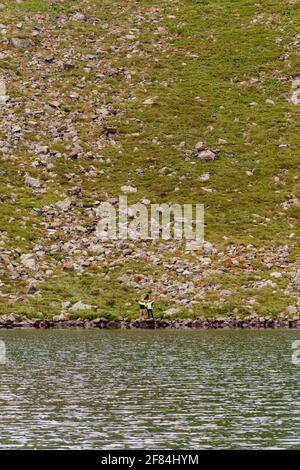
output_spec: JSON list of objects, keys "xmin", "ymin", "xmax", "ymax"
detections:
[
  {"xmin": 136, "ymin": 299, "xmax": 147, "ymax": 318},
  {"xmin": 146, "ymin": 300, "xmax": 154, "ymax": 318}
]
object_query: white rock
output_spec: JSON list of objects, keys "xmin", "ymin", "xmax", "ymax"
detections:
[
  {"xmin": 198, "ymin": 172, "xmax": 210, "ymax": 182},
  {"xmin": 143, "ymin": 98, "xmax": 155, "ymax": 105},
  {"xmin": 195, "ymin": 141, "xmax": 205, "ymax": 150},
  {"xmin": 72, "ymin": 13, "xmax": 85, "ymax": 21},
  {"xmin": 196, "ymin": 149, "xmax": 216, "ymax": 161},
  {"xmin": 270, "ymin": 272, "xmax": 282, "ymax": 278},
  {"xmin": 165, "ymin": 308, "xmax": 181, "ymax": 315},
  {"xmin": 121, "ymin": 185, "xmax": 137, "ymax": 194},
  {"xmin": 53, "ymin": 313, "xmax": 66, "ymax": 321},
  {"xmin": 20, "ymin": 253, "xmax": 37, "ymax": 271},
  {"xmin": 55, "ymin": 198, "xmax": 72, "ymax": 212},
  {"xmin": 25, "ymin": 176, "xmax": 42, "ymax": 189},
  {"xmin": 185, "ymin": 240, "xmax": 203, "ymax": 251},
  {"xmin": 10, "ymin": 37, "xmax": 33, "ymax": 49},
  {"xmin": 202, "ymin": 241, "xmax": 214, "ymax": 255},
  {"xmin": 69, "ymin": 301, "xmax": 92, "ymax": 312}
]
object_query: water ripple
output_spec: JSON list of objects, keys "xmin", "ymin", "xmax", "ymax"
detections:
[{"xmin": 0, "ymin": 329, "xmax": 299, "ymax": 449}]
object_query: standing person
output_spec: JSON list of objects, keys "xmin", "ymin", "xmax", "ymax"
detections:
[
  {"xmin": 146, "ymin": 300, "xmax": 154, "ymax": 318},
  {"xmin": 136, "ymin": 299, "xmax": 147, "ymax": 318}
]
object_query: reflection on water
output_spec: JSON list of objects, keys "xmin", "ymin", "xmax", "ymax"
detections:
[{"xmin": 0, "ymin": 329, "xmax": 299, "ymax": 449}]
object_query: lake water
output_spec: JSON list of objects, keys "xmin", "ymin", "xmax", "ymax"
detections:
[{"xmin": 0, "ymin": 329, "xmax": 299, "ymax": 449}]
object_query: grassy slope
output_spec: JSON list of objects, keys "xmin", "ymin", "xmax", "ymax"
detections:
[{"xmin": 0, "ymin": 0, "xmax": 299, "ymax": 319}]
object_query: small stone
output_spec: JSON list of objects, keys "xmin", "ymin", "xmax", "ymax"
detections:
[
  {"xmin": 27, "ymin": 283, "xmax": 38, "ymax": 294},
  {"xmin": 25, "ymin": 176, "xmax": 42, "ymax": 190},
  {"xmin": 165, "ymin": 308, "xmax": 181, "ymax": 315},
  {"xmin": 270, "ymin": 272, "xmax": 282, "ymax": 278},
  {"xmin": 20, "ymin": 254, "xmax": 37, "ymax": 271},
  {"xmin": 63, "ymin": 261, "xmax": 74, "ymax": 271},
  {"xmin": 121, "ymin": 185, "xmax": 137, "ymax": 194},
  {"xmin": 49, "ymin": 100, "xmax": 61, "ymax": 108},
  {"xmin": 196, "ymin": 149, "xmax": 216, "ymax": 161},
  {"xmin": 35, "ymin": 145, "xmax": 49, "ymax": 154},
  {"xmin": 63, "ymin": 62, "xmax": 75, "ymax": 71},
  {"xmin": 72, "ymin": 13, "xmax": 85, "ymax": 22},
  {"xmin": 67, "ymin": 186, "xmax": 81, "ymax": 196},
  {"xmin": 278, "ymin": 144, "xmax": 289, "ymax": 149},
  {"xmin": 287, "ymin": 305, "xmax": 297, "ymax": 315},
  {"xmin": 10, "ymin": 37, "xmax": 33, "ymax": 49},
  {"xmin": 143, "ymin": 98, "xmax": 155, "ymax": 105},
  {"xmin": 53, "ymin": 313, "xmax": 66, "ymax": 322},
  {"xmin": 55, "ymin": 198, "xmax": 72, "ymax": 212},
  {"xmin": 198, "ymin": 172, "xmax": 210, "ymax": 182},
  {"xmin": 69, "ymin": 301, "xmax": 92, "ymax": 312}
]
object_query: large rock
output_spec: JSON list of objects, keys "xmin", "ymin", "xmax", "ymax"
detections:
[
  {"xmin": 72, "ymin": 12, "xmax": 85, "ymax": 21},
  {"xmin": 191, "ymin": 142, "xmax": 218, "ymax": 161},
  {"xmin": 20, "ymin": 253, "xmax": 37, "ymax": 271},
  {"xmin": 69, "ymin": 301, "xmax": 92, "ymax": 312},
  {"xmin": 165, "ymin": 307, "xmax": 181, "ymax": 315},
  {"xmin": 195, "ymin": 149, "xmax": 216, "ymax": 161},
  {"xmin": 25, "ymin": 176, "xmax": 42, "ymax": 190},
  {"xmin": 10, "ymin": 38, "xmax": 34, "ymax": 49},
  {"xmin": 53, "ymin": 313, "xmax": 66, "ymax": 322},
  {"xmin": 55, "ymin": 198, "xmax": 72, "ymax": 211}
]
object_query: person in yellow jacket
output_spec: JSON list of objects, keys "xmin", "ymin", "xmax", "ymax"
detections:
[{"xmin": 136, "ymin": 299, "xmax": 147, "ymax": 318}]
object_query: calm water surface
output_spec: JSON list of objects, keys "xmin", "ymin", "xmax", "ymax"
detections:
[{"xmin": 0, "ymin": 329, "xmax": 299, "ymax": 449}]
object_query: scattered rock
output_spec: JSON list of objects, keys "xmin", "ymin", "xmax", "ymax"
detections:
[
  {"xmin": 69, "ymin": 301, "xmax": 93, "ymax": 312},
  {"xmin": 25, "ymin": 176, "xmax": 42, "ymax": 190},
  {"xmin": 27, "ymin": 282, "xmax": 38, "ymax": 294},
  {"xmin": 191, "ymin": 142, "xmax": 218, "ymax": 161},
  {"xmin": 55, "ymin": 198, "xmax": 72, "ymax": 212},
  {"xmin": 199, "ymin": 172, "xmax": 210, "ymax": 182},
  {"xmin": 270, "ymin": 272, "xmax": 282, "ymax": 278},
  {"xmin": 20, "ymin": 254, "xmax": 37, "ymax": 271},
  {"xmin": 52, "ymin": 313, "xmax": 66, "ymax": 322},
  {"xmin": 121, "ymin": 185, "xmax": 137, "ymax": 194},
  {"xmin": 0, "ymin": 315, "xmax": 300, "ymax": 329},
  {"xmin": 10, "ymin": 38, "xmax": 34, "ymax": 49},
  {"xmin": 72, "ymin": 13, "xmax": 86, "ymax": 22},
  {"xmin": 143, "ymin": 98, "xmax": 155, "ymax": 105},
  {"xmin": 63, "ymin": 261, "xmax": 74, "ymax": 271},
  {"xmin": 165, "ymin": 308, "xmax": 181, "ymax": 315}
]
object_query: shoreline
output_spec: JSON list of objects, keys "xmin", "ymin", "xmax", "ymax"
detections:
[{"xmin": 0, "ymin": 316, "xmax": 300, "ymax": 329}]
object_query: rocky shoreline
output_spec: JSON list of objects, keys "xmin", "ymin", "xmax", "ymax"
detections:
[{"xmin": 1, "ymin": 315, "xmax": 300, "ymax": 330}]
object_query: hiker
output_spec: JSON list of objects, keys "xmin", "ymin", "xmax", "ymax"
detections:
[
  {"xmin": 136, "ymin": 299, "xmax": 147, "ymax": 319},
  {"xmin": 142, "ymin": 294, "xmax": 154, "ymax": 318},
  {"xmin": 146, "ymin": 300, "xmax": 154, "ymax": 318}
]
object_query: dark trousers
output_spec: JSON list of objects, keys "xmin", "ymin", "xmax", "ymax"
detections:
[{"xmin": 147, "ymin": 309, "xmax": 153, "ymax": 318}]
